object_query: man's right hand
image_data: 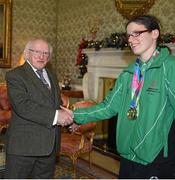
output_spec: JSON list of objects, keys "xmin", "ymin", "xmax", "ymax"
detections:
[{"xmin": 57, "ymin": 106, "xmax": 73, "ymax": 126}]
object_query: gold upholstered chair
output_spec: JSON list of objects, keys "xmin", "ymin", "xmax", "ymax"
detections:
[{"xmin": 59, "ymin": 100, "xmax": 96, "ymax": 178}]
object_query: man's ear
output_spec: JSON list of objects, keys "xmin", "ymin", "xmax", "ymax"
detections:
[{"xmin": 152, "ymin": 29, "xmax": 159, "ymax": 39}]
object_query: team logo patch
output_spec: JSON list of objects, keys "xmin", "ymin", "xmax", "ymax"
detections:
[{"xmin": 146, "ymin": 80, "xmax": 160, "ymax": 93}]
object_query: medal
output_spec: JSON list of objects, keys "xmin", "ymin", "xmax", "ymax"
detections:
[
  {"xmin": 127, "ymin": 50, "xmax": 159, "ymax": 121},
  {"xmin": 127, "ymin": 108, "xmax": 137, "ymax": 120}
]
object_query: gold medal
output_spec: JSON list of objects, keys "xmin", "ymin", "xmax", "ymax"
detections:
[{"xmin": 127, "ymin": 108, "xmax": 137, "ymax": 120}]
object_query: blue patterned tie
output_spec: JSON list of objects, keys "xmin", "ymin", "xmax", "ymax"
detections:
[{"xmin": 36, "ymin": 69, "xmax": 51, "ymax": 90}]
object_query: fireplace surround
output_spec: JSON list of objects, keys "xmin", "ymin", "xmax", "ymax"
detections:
[{"xmin": 82, "ymin": 48, "xmax": 136, "ymax": 102}]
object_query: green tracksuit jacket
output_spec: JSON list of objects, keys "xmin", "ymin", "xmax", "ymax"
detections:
[{"xmin": 73, "ymin": 47, "xmax": 175, "ymax": 165}]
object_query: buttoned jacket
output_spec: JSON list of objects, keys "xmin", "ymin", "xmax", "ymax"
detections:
[{"xmin": 5, "ymin": 62, "xmax": 61, "ymax": 156}]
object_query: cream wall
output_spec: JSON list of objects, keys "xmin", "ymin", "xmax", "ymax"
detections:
[{"xmin": 0, "ymin": 0, "xmax": 175, "ymax": 84}]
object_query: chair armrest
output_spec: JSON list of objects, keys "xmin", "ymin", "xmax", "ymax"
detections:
[
  {"xmin": 78, "ymin": 122, "xmax": 96, "ymax": 133},
  {"xmin": 79, "ymin": 135, "xmax": 85, "ymax": 150},
  {"xmin": 0, "ymin": 110, "xmax": 11, "ymax": 124}
]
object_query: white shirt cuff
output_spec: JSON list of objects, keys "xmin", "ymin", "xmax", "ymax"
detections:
[{"xmin": 53, "ymin": 110, "xmax": 58, "ymax": 125}]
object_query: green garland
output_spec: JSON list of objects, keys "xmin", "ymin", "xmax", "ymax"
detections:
[
  {"xmin": 160, "ymin": 33, "xmax": 175, "ymax": 44},
  {"xmin": 82, "ymin": 32, "xmax": 175, "ymax": 51},
  {"xmin": 83, "ymin": 32, "xmax": 128, "ymax": 51},
  {"xmin": 76, "ymin": 32, "xmax": 175, "ymax": 78}
]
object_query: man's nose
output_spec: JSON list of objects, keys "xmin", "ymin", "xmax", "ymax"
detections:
[{"xmin": 38, "ymin": 53, "xmax": 45, "ymax": 59}]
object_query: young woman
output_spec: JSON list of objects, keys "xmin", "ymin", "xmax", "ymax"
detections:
[{"xmin": 67, "ymin": 15, "xmax": 175, "ymax": 179}]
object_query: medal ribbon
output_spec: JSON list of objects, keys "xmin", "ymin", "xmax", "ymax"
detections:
[
  {"xmin": 130, "ymin": 58, "xmax": 143, "ymax": 110},
  {"xmin": 130, "ymin": 49, "xmax": 159, "ymax": 116}
]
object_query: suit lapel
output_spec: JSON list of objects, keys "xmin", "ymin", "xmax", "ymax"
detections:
[
  {"xmin": 23, "ymin": 62, "xmax": 56, "ymax": 103},
  {"xmin": 46, "ymin": 69, "xmax": 60, "ymax": 107}
]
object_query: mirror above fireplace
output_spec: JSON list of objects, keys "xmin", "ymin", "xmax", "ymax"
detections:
[{"xmin": 115, "ymin": 0, "xmax": 155, "ymax": 19}]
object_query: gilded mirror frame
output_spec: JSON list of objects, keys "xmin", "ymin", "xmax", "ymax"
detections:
[
  {"xmin": 0, "ymin": 0, "xmax": 12, "ymax": 68},
  {"xmin": 115, "ymin": 0, "xmax": 155, "ymax": 19}
]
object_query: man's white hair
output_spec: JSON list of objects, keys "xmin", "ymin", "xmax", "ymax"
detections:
[{"xmin": 23, "ymin": 39, "xmax": 53, "ymax": 61}]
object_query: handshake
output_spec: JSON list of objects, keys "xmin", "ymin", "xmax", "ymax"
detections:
[{"xmin": 57, "ymin": 105, "xmax": 74, "ymax": 127}]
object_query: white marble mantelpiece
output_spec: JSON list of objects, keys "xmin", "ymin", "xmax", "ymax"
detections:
[
  {"xmin": 166, "ymin": 43, "xmax": 175, "ymax": 55},
  {"xmin": 82, "ymin": 44, "xmax": 175, "ymax": 102},
  {"xmin": 82, "ymin": 48, "xmax": 136, "ymax": 102}
]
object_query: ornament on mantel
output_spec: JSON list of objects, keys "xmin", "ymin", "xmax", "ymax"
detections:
[
  {"xmin": 88, "ymin": 17, "xmax": 100, "ymax": 40},
  {"xmin": 61, "ymin": 75, "xmax": 71, "ymax": 90}
]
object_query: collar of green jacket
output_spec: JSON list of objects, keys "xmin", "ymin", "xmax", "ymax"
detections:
[{"xmin": 124, "ymin": 47, "xmax": 171, "ymax": 74}]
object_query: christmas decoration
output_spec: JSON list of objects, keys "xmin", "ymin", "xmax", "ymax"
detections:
[
  {"xmin": 76, "ymin": 32, "xmax": 175, "ymax": 78},
  {"xmin": 84, "ymin": 32, "xmax": 129, "ymax": 50},
  {"xmin": 160, "ymin": 33, "xmax": 175, "ymax": 44},
  {"xmin": 76, "ymin": 39, "xmax": 88, "ymax": 78},
  {"xmin": 61, "ymin": 75, "xmax": 71, "ymax": 90}
]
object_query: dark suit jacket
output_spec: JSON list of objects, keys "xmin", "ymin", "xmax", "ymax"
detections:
[{"xmin": 5, "ymin": 62, "xmax": 61, "ymax": 156}]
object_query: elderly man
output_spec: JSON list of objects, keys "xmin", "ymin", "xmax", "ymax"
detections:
[{"xmin": 4, "ymin": 38, "xmax": 73, "ymax": 179}]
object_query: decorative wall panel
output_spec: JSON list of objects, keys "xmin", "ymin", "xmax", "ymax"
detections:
[{"xmin": 12, "ymin": 0, "xmax": 57, "ymax": 66}]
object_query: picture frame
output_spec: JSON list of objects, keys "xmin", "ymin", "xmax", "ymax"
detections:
[
  {"xmin": 115, "ymin": 0, "xmax": 155, "ymax": 19},
  {"xmin": 0, "ymin": 0, "xmax": 12, "ymax": 68}
]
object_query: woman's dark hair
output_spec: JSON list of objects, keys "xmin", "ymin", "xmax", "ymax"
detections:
[{"xmin": 125, "ymin": 15, "xmax": 162, "ymax": 46}]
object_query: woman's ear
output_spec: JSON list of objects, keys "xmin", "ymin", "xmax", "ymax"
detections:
[{"xmin": 152, "ymin": 29, "xmax": 159, "ymax": 39}]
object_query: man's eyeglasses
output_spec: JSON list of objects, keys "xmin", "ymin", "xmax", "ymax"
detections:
[
  {"xmin": 29, "ymin": 49, "xmax": 50, "ymax": 57},
  {"xmin": 126, "ymin": 30, "xmax": 150, "ymax": 40}
]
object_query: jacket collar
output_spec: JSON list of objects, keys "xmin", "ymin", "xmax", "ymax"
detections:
[
  {"xmin": 124, "ymin": 47, "xmax": 170, "ymax": 74},
  {"xmin": 23, "ymin": 62, "xmax": 54, "ymax": 95}
]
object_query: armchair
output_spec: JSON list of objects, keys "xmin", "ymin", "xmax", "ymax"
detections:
[
  {"xmin": 59, "ymin": 100, "xmax": 96, "ymax": 178},
  {"xmin": 0, "ymin": 83, "xmax": 11, "ymax": 133}
]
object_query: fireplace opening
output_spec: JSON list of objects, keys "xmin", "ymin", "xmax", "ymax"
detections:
[
  {"xmin": 93, "ymin": 115, "xmax": 119, "ymax": 159},
  {"xmin": 93, "ymin": 77, "xmax": 120, "ymax": 159}
]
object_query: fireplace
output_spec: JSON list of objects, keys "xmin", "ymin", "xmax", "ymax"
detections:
[
  {"xmin": 82, "ymin": 48, "xmax": 136, "ymax": 155},
  {"xmin": 82, "ymin": 48, "xmax": 136, "ymax": 101}
]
